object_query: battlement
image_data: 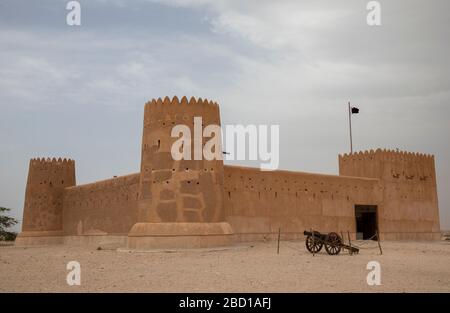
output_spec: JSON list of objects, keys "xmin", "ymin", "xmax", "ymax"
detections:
[
  {"xmin": 26, "ymin": 157, "xmax": 76, "ymax": 187},
  {"xmin": 27, "ymin": 157, "xmax": 76, "ymax": 184},
  {"xmin": 144, "ymin": 96, "xmax": 219, "ymax": 109},
  {"xmin": 339, "ymin": 149, "xmax": 434, "ymax": 163},
  {"xmin": 143, "ymin": 96, "xmax": 221, "ymax": 126},
  {"xmin": 30, "ymin": 157, "xmax": 75, "ymax": 166}
]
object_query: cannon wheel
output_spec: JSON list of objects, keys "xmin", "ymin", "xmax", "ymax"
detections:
[
  {"xmin": 324, "ymin": 232, "xmax": 342, "ymax": 255},
  {"xmin": 305, "ymin": 235, "xmax": 323, "ymax": 253}
]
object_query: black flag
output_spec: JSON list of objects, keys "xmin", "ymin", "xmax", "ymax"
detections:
[{"xmin": 351, "ymin": 107, "xmax": 359, "ymax": 114}]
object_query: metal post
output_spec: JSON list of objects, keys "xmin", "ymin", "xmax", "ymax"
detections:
[
  {"xmin": 311, "ymin": 228, "xmax": 315, "ymax": 257},
  {"xmin": 376, "ymin": 230, "xmax": 383, "ymax": 255},
  {"xmin": 348, "ymin": 101, "xmax": 353, "ymax": 154},
  {"xmin": 277, "ymin": 227, "xmax": 281, "ymax": 254},
  {"xmin": 347, "ymin": 231, "xmax": 352, "ymax": 255}
]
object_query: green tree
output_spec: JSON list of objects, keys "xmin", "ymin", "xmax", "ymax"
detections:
[{"xmin": 0, "ymin": 207, "xmax": 18, "ymax": 241}]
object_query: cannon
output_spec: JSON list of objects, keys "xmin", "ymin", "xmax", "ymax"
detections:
[{"xmin": 303, "ymin": 230, "xmax": 359, "ymax": 255}]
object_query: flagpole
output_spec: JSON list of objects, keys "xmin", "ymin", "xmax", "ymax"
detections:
[{"xmin": 348, "ymin": 101, "xmax": 353, "ymax": 154}]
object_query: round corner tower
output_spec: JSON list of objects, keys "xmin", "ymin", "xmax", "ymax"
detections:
[
  {"xmin": 16, "ymin": 157, "xmax": 76, "ymax": 245},
  {"xmin": 128, "ymin": 96, "xmax": 233, "ymax": 249}
]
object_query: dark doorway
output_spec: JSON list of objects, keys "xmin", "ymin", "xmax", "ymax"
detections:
[{"xmin": 355, "ymin": 205, "xmax": 378, "ymax": 240}]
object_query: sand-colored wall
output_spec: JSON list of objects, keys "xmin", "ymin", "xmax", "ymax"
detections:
[
  {"xmin": 21, "ymin": 158, "xmax": 75, "ymax": 233},
  {"xmin": 137, "ymin": 96, "xmax": 225, "ymax": 223},
  {"xmin": 223, "ymin": 165, "xmax": 382, "ymax": 241},
  {"xmin": 62, "ymin": 173, "xmax": 140, "ymax": 236},
  {"xmin": 339, "ymin": 149, "xmax": 440, "ymax": 239}
]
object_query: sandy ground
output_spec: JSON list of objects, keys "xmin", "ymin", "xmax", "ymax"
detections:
[{"xmin": 1, "ymin": 240, "xmax": 449, "ymax": 292}]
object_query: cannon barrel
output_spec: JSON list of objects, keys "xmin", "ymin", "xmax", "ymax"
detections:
[{"xmin": 303, "ymin": 230, "xmax": 327, "ymax": 240}]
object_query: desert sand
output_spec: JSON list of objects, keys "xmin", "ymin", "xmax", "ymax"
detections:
[{"xmin": 1, "ymin": 240, "xmax": 449, "ymax": 292}]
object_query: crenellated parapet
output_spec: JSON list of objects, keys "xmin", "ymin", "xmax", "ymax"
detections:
[
  {"xmin": 143, "ymin": 96, "xmax": 221, "ymax": 129},
  {"xmin": 30, "ymin": 157, "xmax": 75, "ymax": 164},
  {"xmin": 339, "ymin": 149, "xmax": 434, "ymax": 163},
  {"xmin": 26, "ymin": 157, "xmax": 76, "ymax": 188}
]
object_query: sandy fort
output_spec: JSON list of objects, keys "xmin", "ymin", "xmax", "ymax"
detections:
[{"xmin": 15, "ymin": 96, "xmax": 441, "ymax": 249}]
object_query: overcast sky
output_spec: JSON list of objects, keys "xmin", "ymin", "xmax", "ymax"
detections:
[{"xmin": 1, "ymin": 0, "xmax": 449, "ymax": 231}]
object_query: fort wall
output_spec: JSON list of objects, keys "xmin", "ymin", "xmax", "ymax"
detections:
[
  {"xmin": 62, "ymin": 173, "xmax": 140, "ymax": 236},
  {"xmin": 223, "ymin": 165, "xmax": 382, "ymax": 241}
]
